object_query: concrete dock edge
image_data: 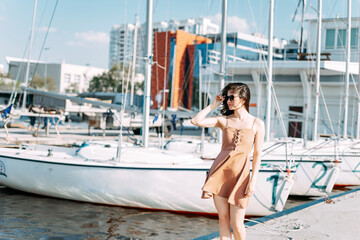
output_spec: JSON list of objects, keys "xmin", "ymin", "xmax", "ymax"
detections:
[{"xmin": 193, "ymin": 187, "xmax": 360, "ymax": 240}]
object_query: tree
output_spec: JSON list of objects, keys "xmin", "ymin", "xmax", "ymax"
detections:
[
  {"xmin": 0, "ymin": 73, "xmax": 20, "ymax": 91},
  {"xmin": 29, "ymin": 74, "xmax": 56, "ymax": 91},
  {"xmin": 65, "ymin": 83, "xmax": 79, "ymax": 93},
  {"xmin": 0, "ymin": 78, "xmax": 16, "ymax": 91},
  {"xmin": 88, "ymin": 63, "xmax": 144, "ymax": 93}
]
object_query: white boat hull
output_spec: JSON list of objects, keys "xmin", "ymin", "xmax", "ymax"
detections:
[
  {"xmin": 261, "ymin": 157, "xmax": 340, "ymax": 196},
  {"xmin": 165, "ymin": 139, "xmax": 339, "ymax": 196},
  {"xmin": 0, "ymin": 146, "xmax": 295, "ymax": 216}
]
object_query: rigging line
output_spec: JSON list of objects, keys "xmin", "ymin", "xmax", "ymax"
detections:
[
  {"xmin": 110, "ymin": 109, "xmax": 140, "ymax": 144},
  {"xmin": 202, "ymin": 0, "xmax": 211, "ymax": 108},
  {"xmin": 120, "ymin": 0, "xmax": 128, "ymax": 94},
  {"xmin": 30, "ymin": 0, "xmax": 59, "ymax": 85},
  {"xmin": 161, "ymin": 0, "xmax": 169, "ymax": 98},
  {"xmin": 271, "ymin": 86, "xmax": 288, "ymax": 138},
  {"xmin": 153, "ymin": 30, "xmax": 159, "ymax": 94},
  {"xmin": 122, "ymin": 59, "xmax": 133, "ymax": 112},
  {"xmin": 178, "ymin": 45, "xmax": 202, "ymax": 107},
  {"xmin": 245, "ymin": 0, "xmax": 269, "ymax": 56},
  {"xmin": 319, "ymin": 86, "xmax": 336, "ymax": 135},
  {"xmin": 351, "ymin": 96, "xmax": 356, "ymax": 138},
  {"xmin": 160, "ymin": 0, "xmax": 170, "ymax": 142},
  {"xmin": 9, "ymin": 36, "xmax": 31, "ymax": 106},
  {"xmin": 37, "ymin": 0, "xmax": 50, "ymax": 30},
  {"xmin": 350, "ymin": 73, "xmax": 360, "ymax": 100}
]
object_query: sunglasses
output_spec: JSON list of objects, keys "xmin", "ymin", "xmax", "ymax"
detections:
[{"xmin": 224, "ymin": 95, "xmax": 239, "ymax": 101}]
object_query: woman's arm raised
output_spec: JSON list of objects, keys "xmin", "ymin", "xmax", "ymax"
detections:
[{"xmin": 190, "ymin": 95, "xmax": 223, "ymax": 128}]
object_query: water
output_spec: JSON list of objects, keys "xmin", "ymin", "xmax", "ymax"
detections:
[
  {"xmin": 0, "ymin": 186, "xmax": 218, "ymax": 240},
  {"xmin": 0, "ymin": 185, "xmax": 356, "ymax": 240}
]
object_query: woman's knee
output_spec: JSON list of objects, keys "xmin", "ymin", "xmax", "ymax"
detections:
[
  {"xmin": 218, "ymin": 212, "xmax": 230, "ymax": 224},
  {"xmin": 230, "ymin": 217, "xmax": 245, "ymax": 231}
]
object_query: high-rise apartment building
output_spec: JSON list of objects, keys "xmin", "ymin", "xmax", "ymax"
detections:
[
  {"xmin": 108, "ymin": 24, "xmax": 137, "ymax": 69},
  {"xmin": 108, "ymin": 17, "xmax": 219, "ymax": 71}
]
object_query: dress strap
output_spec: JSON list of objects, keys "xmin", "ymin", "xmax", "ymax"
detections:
[
  {"xmin": 225, "ymin": 116, "xmax": 229, "ymax": 128},
  {"xmin": 251, "ymin": 117, "xmax": 257, "ymax": 129}
]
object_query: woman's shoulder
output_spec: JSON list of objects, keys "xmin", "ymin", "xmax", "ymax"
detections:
[
  {"xmin": 251, "ymin": 116, "xmax": 265, "ymax": 133},
  {"xmin": 251, "ymin": 116, "xmax": 264, "ymax": 124}
]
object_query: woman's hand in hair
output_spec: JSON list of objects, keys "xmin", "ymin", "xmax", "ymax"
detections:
[
  {"xmin": 190, "ymin": 94, "xmax": 223, "ymax": 128},
  {"xmin": 210, "ymin": 95, "xmax": 224, "ymax": 109}
]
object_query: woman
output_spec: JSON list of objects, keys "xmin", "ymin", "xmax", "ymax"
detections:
[{"xmin": 191, "ymin": 83, "xmax": 265, "ymax": 240}]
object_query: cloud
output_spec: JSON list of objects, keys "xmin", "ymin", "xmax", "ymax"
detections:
[
  {"xmin": 75, "ymin": 31, "xmax": 109, "ymax": 43},
  {"xmin": 37, "ymin": 26, "xmax": 57, "ymax": 33},
  {"xmin": 67, "ymin": 31, "xmax": 109, "ymax": 48},
  {"xmin": 210, "ymin": 14, "xmax": 250, "ymax": 33}
]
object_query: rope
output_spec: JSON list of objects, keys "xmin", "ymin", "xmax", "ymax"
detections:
[
  {"xmin": 245, "ymin": 218, "xmax": 304, "ymax": 237},
  {"xmin": 30, "ymin": 0, "xmax": 59, "ymax": 83},
  {"xmin": 319, "ymin": 86, "xmax": 336, "ymax": 135},
  {"xmin": 108, "ymin": 109, "xmax": 141, "ymax": 145}
]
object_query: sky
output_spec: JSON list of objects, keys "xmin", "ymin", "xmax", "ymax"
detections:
[{"xmin": 0, "ymin": 0, "xmax": 359, "ymax": 71}]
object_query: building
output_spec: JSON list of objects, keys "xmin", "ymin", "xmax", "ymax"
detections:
[
  {"xmin": 200, "ymin": 17, "xmax": 360, "ymax": 140},
  {"xmin": 108, "ymin": 17, "xmax": 219, "ymax": 72},
  {"xmin": 108, "ymin": 23, "xmax": 137, "ymax": 69},
  {"xmin": 6, "ymin": 57, "xmax": 106, "ymax": 93},
  {"xmin": 151, "ymin": 18, "xmax": 219, "ymax": 35},
  {"xmin": 151, "ymin": 30, "xmax": 212, "ymax": 110},
  {"xmin": 307, "ymin": 17, "xmax": 360, "ymax": 62},
  {"xmin": 206, "ymin": 32, "xmax": 287, "ymax": 62}
]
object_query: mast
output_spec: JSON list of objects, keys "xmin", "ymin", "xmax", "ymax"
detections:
[
  {"xmin": 199, "ymin": 50, "xmax": 205, "ymax": 156},
  {"xmin": 313, "ymin": 0, "xmax": 322, "ymax": 141},
  {"xmin": 343, "ymin": 0, "xmax": 352, "ymax": 139},
  {"xmin": 300, "ymin": 0, "xmax": 306, "ymax": 53},
  {"xmin": 22, "ymin": 0, "xmax": 38, "ymax": 109},
  {"xmin": 219, "ymin": 0, "xmax": 227, "ymax": 91},
  {"xmin": 130, "ymin": 14, "xmax": 139, "ymax": 106},
  {"xmin": 357, "ymin": 46, "xmax": 360, "ymax": 139},
  {"xmin": 170, "ymin": 45, "xmax": 177, "ymax": 108},
  {"xmin": 142, "ymin": 0, "xmax": 153, "ymax": 148},
  {"xmin": 216, "ymin": 0, "xmax": 227, "ymax": 142},
  {"xmin": 265, "ymin": 0, "xmax": 274, "ymax": 142}
]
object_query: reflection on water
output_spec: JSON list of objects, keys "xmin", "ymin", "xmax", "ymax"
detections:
[
  {"xmin": 0, "ymin": 185, "xmax": 355, "ymax": 239},
  {"xmin": 0, "ymin": 186, "xmax": 218, "ymax": 239}
]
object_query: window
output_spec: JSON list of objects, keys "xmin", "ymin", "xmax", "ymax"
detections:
[
  {"xmin": 325, "ymin": 29, "xmax": 335, "ymax": 49},
  {"xmin": 337, "ymin": 29, "xmax": 346, "ymax": 48},
  {"xmin": 351, "ymin": 28, "xmax": 359, "ymax": 49},
  {"xmin": 74, "ymin": 74, "xmax": 81, "ymax": 83},
  {"xmin": 64, "ymin": 73, "xmax": 71, "ymax": 83},
  {"xmin": 288, "ymin": 106, "xmax": 303, "ymax": 138}
]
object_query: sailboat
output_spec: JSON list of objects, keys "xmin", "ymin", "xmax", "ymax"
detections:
[
  {"xmin": 0, "ymin": 0, "xmax": 295, "ymax": 217},
  {"xmin": 289, "ymin": 0, "xmax": 360, "ymax": 187},
  {"xmin": 165, "ymin": 0, "xmax": 341, "ymax": 198}
]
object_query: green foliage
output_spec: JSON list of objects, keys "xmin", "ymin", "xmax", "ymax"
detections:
[
  {"xmin": 0, "ymin": 78, "xmax": 16, "ymax": 91},
  {"xmin": 88, "ymin": 63, "xmax": 144, "ymax": 93},
  {"xmin": 65, "ymin": 83, "xmax": 79, "ymax": 93},
  {"xmin": 29, "ymin": 74, "xmax": 56, "ymax": 91}
]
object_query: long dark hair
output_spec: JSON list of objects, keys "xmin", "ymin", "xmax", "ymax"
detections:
[{"xmin": 220, "ymin": 83, "xmax": 251, "ymax": 116}]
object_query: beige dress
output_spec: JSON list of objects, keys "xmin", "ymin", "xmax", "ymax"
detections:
[{"xmin": 201, "ymin": 116, "xmax": 256, "ymax": 208}]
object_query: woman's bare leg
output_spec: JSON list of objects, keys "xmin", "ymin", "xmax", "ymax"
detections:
[
  {"xmin": 230, "ymin": 204, "xmax": 246, "ymax": 240},
  {"xmin": 214, "ymin": 195, "xmax": 231, "ymax": 239}
]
